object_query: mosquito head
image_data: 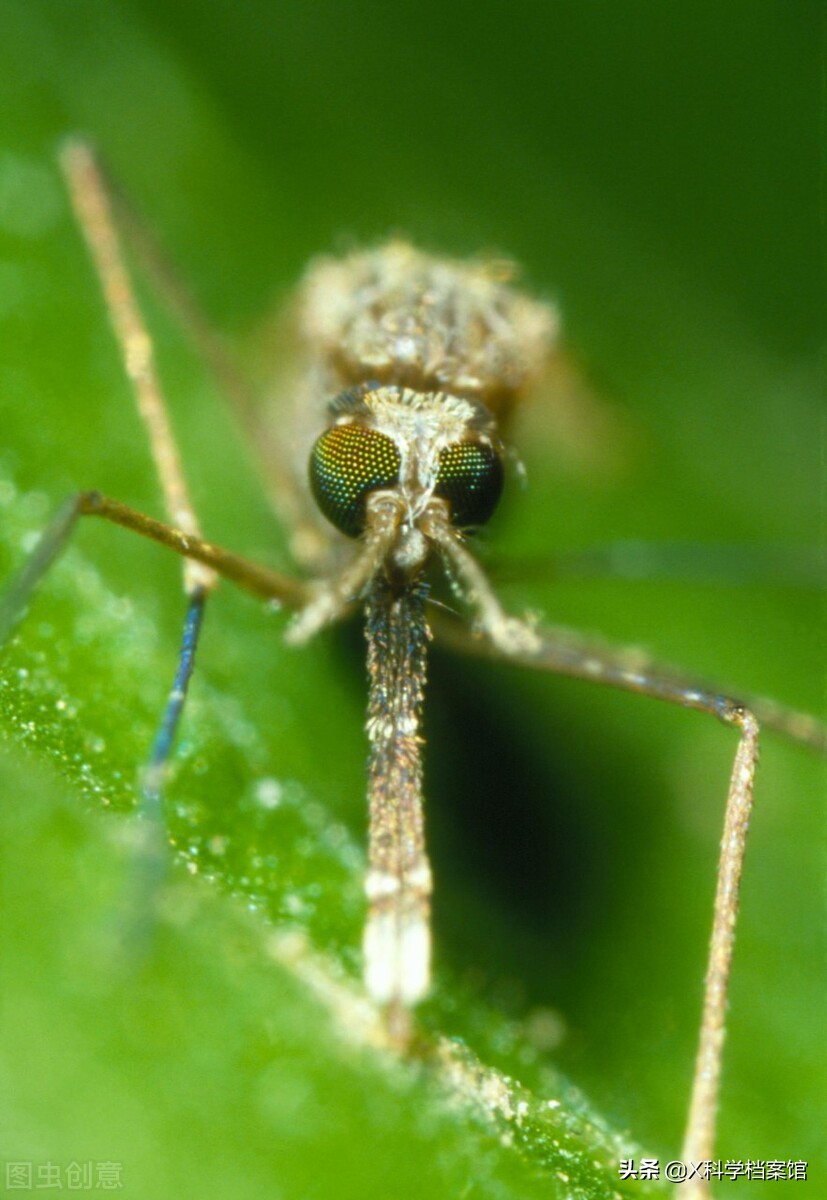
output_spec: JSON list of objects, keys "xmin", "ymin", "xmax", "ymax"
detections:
[{"xmin": 309, "ymin": 384, "xmax": 505, "ymax": 556}]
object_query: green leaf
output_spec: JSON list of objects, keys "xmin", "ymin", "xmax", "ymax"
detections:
[{"xmin": 1, "ymin": 3, "xmax": 823, "ymax": 1197}]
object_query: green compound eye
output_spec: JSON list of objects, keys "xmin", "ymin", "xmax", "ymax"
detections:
[
  {"xmin": 434, "ymin": 440, "xmax": 504, "ymax": 529},
  {"xmin": 309, "ymin": 424, "xmax": 402, "ymax": 537}
]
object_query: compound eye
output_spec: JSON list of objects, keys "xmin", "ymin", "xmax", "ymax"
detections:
[
  {"xmin": 434, "ymin": 440, "xmax": 504, "ymax": 529},
  {"xmin": 309, "ymin": 424, "xmax": 401, "ymax": 537}
]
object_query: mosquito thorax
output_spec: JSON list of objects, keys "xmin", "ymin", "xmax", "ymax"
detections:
[
  {"xmin": 298, "ymin": 241, "xmax": 558, "ymax": 424},
  {"xmin": 308, "ymin": 384, "xmax": 504, "ymax": 539}
]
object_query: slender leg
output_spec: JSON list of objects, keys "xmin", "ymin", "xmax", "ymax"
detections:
[
  {"xmin": 427, "ymin": 577, "xmax": 823, "ymax": 1193},
  {"xmin": 59, "ymin": 137, "xmax": 220, "ymax": 874},
  {"xmin": 0, "ymin": 491, "xmax": 308, "ymax": 646},
  {"xmin": 0, "ymin": 486, "xmax": 313, "ymax": 951},
  {"xmin": 426, "ymin": 512, "xmax": 542, "ymax": 657},
  {"xmin": 67, "ymin": 139, "xmax": 319, "ymax": 561},
  {"xmin": 0, "ymin": 495, "xmax": 82, "ymax": 644},
  {"xmin": 141, "ymin": 587, "xmax": 208, "ymax": 812},
  {"xmin": 10, "ymin": 140, "xmax": 315, "ymax": 943},
  {"xmin": 430, "ymin": 605, "xmax": 827, "ymax": 753},
  {"xmin": 680, "ymin": 707, "xmax": 758, "ymax": 1198},
  {"xmin": 124, "ymin": 587, "xmax": 209, "ymax": 956},
  {"xmin": 60, "ymin": 140, "xmax": 214, "ymax": 596},
  {"xmin": 433, "ymin": 520, "xmax": 823, "ymax": 1176}
]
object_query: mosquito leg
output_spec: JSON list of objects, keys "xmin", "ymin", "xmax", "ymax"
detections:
[
  {"xmin": 63, "ymin": 138, "xmax": 323, "ymax": 565},
  {"xmin": 58, "ymin": 136, "xmax": 219, "ymax": 904},
  {"xmin": 1, "ymin": 487, "xmax": 311, "ymax": 954},
  {"xmin": 123, "ymin": 586, "xmax": 209, "ymax": 956},
  {"xmin": 49, "ymin": 139, "xmax": 318, "ymax": 929},
  {"xmin": 0, "ymin": 495, "xmax": 82, "ymax": 644},
  {"xmin": 680, "ymin": 704, "xmax": 758, "ymax": 1198},
  {"xmin": 0, "ymin": 492, "xmax": 311, "ymax": 948},
  {"xmin": 78, "ymin": 492, "xmax": 309, "ymax": 608},
  {"xmin": 430, "ymin": 606, "xmax": 827, "ymax": 754},
  {"xmin": 1, "ymin": 492, "xmax": 307, "ymax": 648},
  {"xmin": 142, "ymin": 589, "xmax": 207, "ymax": 812},
  {"xmin": 426, "ymin": 515, "xmax": 543, "ymax": 658},
  {"xmin": 427, "ymin": 513, "xmax": 825, "ymax": 750},
  {"xmin": 431, "ymin": 606, "xmax": 823, "ymax": 1193},
  {"xmin": 0, "ymin": 493, "xmax": 309, "ymax": 783},
  {"xmin": 60, "ymin": 139, "xmax": 214, "ymax": 595}
]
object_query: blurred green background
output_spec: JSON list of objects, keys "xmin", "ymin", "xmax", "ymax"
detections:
[{"xmin": 0, "ymin": 2, "xmax": 823, "ymax": 1198}]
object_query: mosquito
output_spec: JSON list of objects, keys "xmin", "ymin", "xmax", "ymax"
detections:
[{"xmin": 0, "ymin": 141, "xmax": 823, "ymax": 1198}]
